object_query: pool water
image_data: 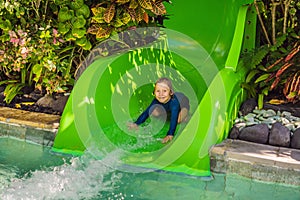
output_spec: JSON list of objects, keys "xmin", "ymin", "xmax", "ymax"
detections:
[{"xmin": 0, "ymin": 137, "xmax": 299, "ymax": 200}]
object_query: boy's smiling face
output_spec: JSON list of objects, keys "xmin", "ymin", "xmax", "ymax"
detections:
[{"xmin": 154, "ymin": 82, "xmax": 172, "ymax": 103}]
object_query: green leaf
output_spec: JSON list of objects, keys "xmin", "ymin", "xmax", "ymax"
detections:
[
  {"xmin": 72, "ymin": 28, "xmax": 86, "ymax": 38},
  {"xmin": 58, "ymin": 7, "xmax": 74, "ymax": 22},
  {"xmin": 262, "ymin": 87, "xmax": 269, "ymax": 95},
  {"xmin": 254, "ymin": 74, "xmax": 269, "ymax": 83},
  {"xmin": 75, "ymin": 37, "xmax": 88, "ymax": 47},
  {"xmin": 258, "ymin": 93, "xmax": 264, "ymax": 109},
  {"xmin": 72, "ymin": 15, "xmax": 86, "ymax": 29},
  {"xmin": 58, "ymin": 22, "xmax": 71, "ymax": 35},
  {"xmin": 245, "ymin": 69, "xmax": 259, "ymax": 83},
  {"xmin": 32, "ymin": 64, "xmax": 43, "ymax": 82},
  {"xmin": 65, "ymin": 32, "xmax": 77, "ymax": 41},
  {"xmin": 0, "ymin": 19, "xmax": 12, "ymax": 31},
  {"xmin": 76, "ymin": 4, "xmax": 90, "ymax": 18},
  {"xmin": 82, "ymin": 41, "xmax": 92, "ymax": 50},
  {"xmin": 3, "ymin": 83, "xmax": 25, "ymax": 104}
]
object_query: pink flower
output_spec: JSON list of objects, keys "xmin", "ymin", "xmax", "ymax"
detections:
[
  {"xmin": 10, "ymin": 38, "xmax": 20, "ymax": 45},
  {"xmin": 8, "ymin": 30, "xmax": 17, "ymax": 38},
  {"xmin": 53, "ymin": 29, "xmax": 58, "ymax": 37},
  {"xmin": 17, "ymin": 29, "xmax": 27, "ymax": 37},
  {"xmin": 19, "ymin": 38, "xmax": 26, "ymax": 46},
  {"xmin": 20, "ymin": 47, "xmax": 28, "ymax": 58}
]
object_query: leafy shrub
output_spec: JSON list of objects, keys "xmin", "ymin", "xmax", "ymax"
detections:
[
  {"xmin": 241, "ymin": 0, "xmax": 300, "ymax": 108},
  {"xmin": 0, "ymin": 0, "xmax": 170, "ymax": 103}
]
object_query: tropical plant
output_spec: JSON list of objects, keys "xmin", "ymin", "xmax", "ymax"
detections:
[
  {"xmin": 0, "ymin": 0, "xmax": 75, "ymax": 103},
  {"xmin": 240, "ymin": 0, "xmax": 300, "ymax": 108},
  {"xmin": 87, "ymin": 0, "xmax": 168, "ymax": 41},
  {"xmin": 0, "ymin": 0, "xmax": 170, "ymax": 104}
]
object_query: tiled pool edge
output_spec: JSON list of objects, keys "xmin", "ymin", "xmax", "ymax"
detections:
[
  {"xmin": 210, "ymin": 139, "xmax": 300, "ymax": 186},
  {"xmin": 0, "ymin": 107, "xmax": 59, "ymax": 147}
]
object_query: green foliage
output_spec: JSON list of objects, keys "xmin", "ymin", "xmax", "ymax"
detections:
[
  {"xmin": 88, "ymin": 0, "xmax": 169, "ymax": 41},
  {"xmin": 0, "ymin": 0, "xmax": 169, "ymax": 103},
  {"xmin": 241, "ymin": 0, "xmax": 300, "ymax": 107}
]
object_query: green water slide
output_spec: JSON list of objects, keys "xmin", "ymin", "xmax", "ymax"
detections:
[{"xmin": 52, "ymin": 0, "xmax": 256, "ymax": 176}]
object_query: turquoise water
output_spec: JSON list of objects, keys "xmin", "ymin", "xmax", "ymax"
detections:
[{"xmin": 0, "ymin": 137, "xmax": 299, "ymax": 200}]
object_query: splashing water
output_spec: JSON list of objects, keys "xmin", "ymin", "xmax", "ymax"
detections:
[
  {"xmin": 0, "ymin": 137, "xmax": 299, "ymax": 200},
  {"xmin": 0, "ymin": 149, "xmax": 125, "ymax": 200}
]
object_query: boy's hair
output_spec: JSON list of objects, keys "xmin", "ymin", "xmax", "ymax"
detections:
[{"xmin": 154, "ymin": 77, "xmax": 174, "ymax": 94}]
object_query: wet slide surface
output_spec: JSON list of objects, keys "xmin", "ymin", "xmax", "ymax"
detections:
[{"xmin": 53, "ymin": 0, "xmax": 256, "ymax": 176}]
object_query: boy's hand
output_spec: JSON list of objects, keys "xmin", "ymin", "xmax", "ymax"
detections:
[
  {"xmin": 127, "ymin": 122, "xmax": 139, "ymax": 130},
  {"xmin": 162, "ymin": 135, "xmax": 173, "ymax": 144}
]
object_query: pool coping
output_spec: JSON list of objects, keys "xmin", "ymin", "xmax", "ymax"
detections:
[
  {"xmin": 0, "ymin": 106, "xmax": 299, "ymax": 186},
  {"xmin": 0, "ymin": 107, "xmax": 59, "ymax": 147},
  {"xmin": 210, "ymin": 139, "xmax": 300, "ymax": 186}
]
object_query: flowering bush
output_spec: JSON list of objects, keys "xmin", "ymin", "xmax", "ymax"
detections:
[{"xmin": 0, "ymin": 0, "xmax": 169, "ymax": 103}]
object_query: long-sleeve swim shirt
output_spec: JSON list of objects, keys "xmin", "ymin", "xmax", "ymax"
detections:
[{"xmin": 135, "ymin": 92, "xmax": 185, "ymax": 136}]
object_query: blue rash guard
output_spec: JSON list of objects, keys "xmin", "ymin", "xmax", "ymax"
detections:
[{"xmin": 135, "ymin": 92, "xmax": 187, "ymax": 136}]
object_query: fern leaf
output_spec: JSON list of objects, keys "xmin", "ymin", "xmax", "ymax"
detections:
[{"xmin": 251, "ymin": 46, "xmax": 269, "ymax": 67}]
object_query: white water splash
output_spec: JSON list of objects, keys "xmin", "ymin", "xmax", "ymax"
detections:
[{"xmin": 1, "ymin": 150, "xmax": 124, "ymax": 200}]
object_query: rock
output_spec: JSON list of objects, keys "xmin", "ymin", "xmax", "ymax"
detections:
[
  {"xmin": 282, "ymin": 111, "xmax": 292, "ymax": 118},
  {"xmin": 239, "ymin": 123, "xmax": 269, "ymax": 144},
  {"xmin": 0, "ymin": 92, "xmax": 4, "ymax": 102},
  {"xmin": 262, "ymin": 109, "xmax": 277, "ymax": 117},
  {"xmin": 229, "ymin": 126, "xmax": 239, "ymax": 139},
  {"xmin": 285, "ymin": 123, "xmax": 295, "ymax": 131},
  {"xmin": 239, "ymin": 98, "xmax": 257, "ymax": 116},
  {"xmin": 235, "ymin": 122, "xmax": 246, "ymax": 130},
  {"xmin": 28, "ymin": 90, "xmax": 44, "ymax": 101},
  {"xmin": 280, "ymin": 117, "xmax": 290, "ymax": 125},
  {"xmin": 36, "ymin": 95, "xmax": 55, "ymax": 108},
  {"xmin": 51, "ymin": 95, "xmax": 69, "ymax": 113},
  {"xmin": 261, "ymin": 118, "xmax": 276, "ymax": 125},
  {"xmin": 0, "ymin": 86, "xmax": 4, "ymax": 93},
  {"xmin": 291, "ymin": 128, "xmax": 300, "ymax": 149},
  {"xmin": 269, "ymin": 122, "xmax": 290, "ymax": 147}
]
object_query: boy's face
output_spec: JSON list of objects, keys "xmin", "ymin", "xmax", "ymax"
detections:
[{"xmin": 154, "ymin": 82, "xmax": 172, "ymax": 104}]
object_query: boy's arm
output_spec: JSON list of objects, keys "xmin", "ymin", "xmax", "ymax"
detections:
[
  {"xmin": 135, "ymin": 99, "xmax": 156, "ymax": 125},
  {"xmin": 166, "ymin": 101, "xmax": 180, "ymax": 136}
]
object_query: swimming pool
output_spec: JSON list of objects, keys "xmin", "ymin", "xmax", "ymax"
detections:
[{"xmin": 0, "ymin": 137, "xmax": 299, "ymax": 200}]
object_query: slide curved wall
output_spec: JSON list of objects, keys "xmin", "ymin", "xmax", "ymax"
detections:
[{"xmin": 52, "ymin": 0, "xmax": 256, "ymax": 176}]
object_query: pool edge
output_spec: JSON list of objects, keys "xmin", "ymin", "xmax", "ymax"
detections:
[
  {"xmin": 210, "ymin": 139, "xmax": 300, "ymax": 186},
  {"xmin": 0, "ymin": 107, "xmax": 59, "ymax": 146}
]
